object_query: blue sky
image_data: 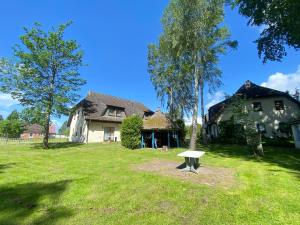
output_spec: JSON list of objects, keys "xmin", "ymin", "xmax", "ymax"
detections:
[{"xmin": 0, "ymin": 0, "xmax": 299, "ymax": 128}]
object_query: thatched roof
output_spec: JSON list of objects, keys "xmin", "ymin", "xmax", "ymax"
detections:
[
  {"xmin": 143, "ymin": 110, "xmax": 178, "ymax": 130},
  {"xmin": 69, "ymin": 92, "xmax": 152, "ymax": 124}
]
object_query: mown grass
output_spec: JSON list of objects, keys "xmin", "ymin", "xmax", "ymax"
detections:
[{"xmin": 0, "ymin": 143, "xmax": 299, "ymax": 225}]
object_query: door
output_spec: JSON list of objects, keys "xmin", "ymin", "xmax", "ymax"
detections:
[{"xmin": 104, "ymin": 127, "xmax": 115, "ymax": 142}]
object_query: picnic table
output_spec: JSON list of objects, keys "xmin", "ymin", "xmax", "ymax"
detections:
[{"xmin": 177, "ymin": 150, "xmax": 205, "ymax": 174}]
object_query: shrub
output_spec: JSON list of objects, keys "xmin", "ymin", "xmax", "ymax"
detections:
[
  {"xmin": 121, "ymin": 115, "xmax": 143, "ymax": 149},
  {"xmin": 217, "ymin": 118, "xmax": 246, "ymax": 145}
]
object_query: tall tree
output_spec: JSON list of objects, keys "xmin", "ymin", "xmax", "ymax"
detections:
[
  {"xmin": 148, "ymin": 0, "xmax": 236, "ymax": 150},
  {"xmin": 0, "ymin": 115, "xmax": 3, "ymax": 121},
  {"xmin": 20, "ymin": 107, "xmax": 45, "ymax": 126},
  {"xmin": 0, "ymin": 22, "xmax": 86, "ymax": 148},
  {"xmin": 232, "ymin": 0, "xmax": 300, "ymax": 62}
]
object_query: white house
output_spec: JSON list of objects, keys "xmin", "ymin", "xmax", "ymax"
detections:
[
  {"xmin": 206, "ymin": 81, "xmax": 300, "ymax": 139},
  {"xmin": 68, "ymin": 91, "xmax": 152, "ymax": 143}
]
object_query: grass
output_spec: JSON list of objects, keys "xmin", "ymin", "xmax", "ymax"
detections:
[{"xmin": 0, "ymin": 143, "xmax": 299, "ymax": 225}]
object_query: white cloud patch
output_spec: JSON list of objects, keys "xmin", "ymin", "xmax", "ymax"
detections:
[
  {"xmin": 184, "ymin": 116, "xmax": 202, "ymax": 126},
  {"xmin": 0, "ymin": 93, "xmax": 19, "ymax": 107},
  {"xmin": 261, "ymin": 65, "xmax": 300, "ymax": 94},
  {"xmin": 205, "ymin": 91, "xmax": 225, "ymax": 110}
]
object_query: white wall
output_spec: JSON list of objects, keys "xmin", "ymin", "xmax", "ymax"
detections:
[
  {"xmin": 215, "ymin": 96, "xmax": 300, "ymax": 137},
  {"xmin": 87, "ymin": 121, "xmax": 121, "ymax": 143}
]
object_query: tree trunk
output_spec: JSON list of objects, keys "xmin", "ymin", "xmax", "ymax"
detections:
[
  {"xmin": 190, "ymin": 65, "xmax": 200, "ymax": 151},
  {"xmin": 200, "ymin": 76, "xmax": 207, "ymax": 145},
  {"xmin": 43, "ymin": 111, "xmax": 51, "ymax": 149}
]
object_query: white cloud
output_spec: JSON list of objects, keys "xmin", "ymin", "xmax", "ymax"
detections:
[
  {"xmin": 0, "ymin": 93, "xmax": 19, "ymax": 107},
  {"xmin": 261, "ymin": 65, "xmax": 300, "ymax": 94},
  {"xmin": 205, "ymin": 91, "xmax": 225, "ymax": 110},
  {"xmin": 184, "ymin": 116, "xmax": 202, "ymax": 126}
]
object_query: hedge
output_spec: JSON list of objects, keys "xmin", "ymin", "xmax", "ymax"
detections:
[{"xmin": 121, "ymin": 115, "xmax": 143, "ymax": 149}]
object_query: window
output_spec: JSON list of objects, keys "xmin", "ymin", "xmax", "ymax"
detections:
[
  {"xmin": 29, "ymin": 133, "xmax": 33, "ymax": 138},
  {"xmin": 275, "ymin": 100, "xmax": 284, "ymax": 110},
  {"xmin": 104, "ymin": 127, "xmax": 115, "ymax": 141},
  {"xmin": 108, "ymin": 108, "xmax": 115, "ymax": 116},
  {"xmin": 256, "ymin": 123, "xmax": 266, "ymax": 134},
  {"xmin": 252, "ymin": 102, "xmax": 262, "ymax": 112},
  {"xmin": 116, "ymin": 109, "xmax": 122, "ymax": 117}
]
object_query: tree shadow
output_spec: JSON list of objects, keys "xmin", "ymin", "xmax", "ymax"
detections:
[
  {"xmin": 203, "ymin": 144, "xmax": 300, "ymax": 175},
  {"xmin": 30, "ymin": 142, "xmax": 84, "ymax": 150},
  {"xmin": 0, "ymin": 163, "xmax": 16, "ymax": 174},
  {"xmin": 0, "ymin": 180, "xmax": 73, "ymax": 225}
]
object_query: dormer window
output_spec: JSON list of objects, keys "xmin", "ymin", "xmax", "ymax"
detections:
[
  {"xmin": 116, "ymin": 109, "xmax": 122, "ymax": 117},
  {"xmin": 252, "ymin": 102, "xmax": 262, "ymax": 112},
  {"xmin": 275, "ymin": 100, "xmax": 284, "ymax": 110},
  {"xmin": 108, "ymin": 108, "xmax": 115, "ymax": 116}
]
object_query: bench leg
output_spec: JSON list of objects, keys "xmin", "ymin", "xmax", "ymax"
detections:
[{"xmin": 181, "ymin": 157, "xmax": 198, "ymax": 174}]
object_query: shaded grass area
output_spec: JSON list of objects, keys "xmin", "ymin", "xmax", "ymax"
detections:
[{"xmin": 0, "ymin": 143, "xmax": 299, "ymax": 224}]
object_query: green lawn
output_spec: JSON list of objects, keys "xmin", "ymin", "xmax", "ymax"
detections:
[{"xmin": 0, "ymin": 143, "xmax": 299, "ymax": 225}]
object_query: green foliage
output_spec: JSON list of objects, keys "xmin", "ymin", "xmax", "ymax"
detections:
[
  {"xmin": 262, "ymin": 137, "xmax": 294, "ymax": 148},
  {"xmin": 121, "ymin": 115, "xmax": 143, "ymax": 149},
  {"xmin": 59, "ymin": 121, "xmax": 70, "ymax": 136},
  {"xmin": 0, "ymin": 110, "xmax": 24, "ymax": 138},
  {"xmin": 0, "ymin": 22, "xmax": 86, "ymax": 148},
  {"xmin": 231, "ymin": 95, "xmax": 264, "ymax": 156},
  {"xmin": 233, "ymin": 0, "xmax": 300, "ymax": 62},
  {"xmin": 20, "ymin": 107, "xmax": 45, "ymax": 126},
  {"xmin": 0, "ymin": 115, "xmax": 3, "ymax": 121},
  {"xmin": 217, "ymin": 117, "xmax": 246, "ymax": 144},
  {"xmin": 278, "ymin": 122, "xmax": 292, "ymax": 136},
  {"xmin": 175, "ymin": 119, "xmax": 186, "ymax": 144},
  {"xmin": 148, "ymin": 0, "xmax": 237, "ymax": 150}
]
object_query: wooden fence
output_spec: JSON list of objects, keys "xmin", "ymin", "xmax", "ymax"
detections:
[{"xmin": 0, "ymin": 137, "xmax": 68, "ymax": 145}]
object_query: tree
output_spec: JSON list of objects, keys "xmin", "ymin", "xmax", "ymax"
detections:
[
  {"xmin": 148, "ymin": 0, "xmax": 236, "ymax": 150},
  {"xmin": 0, "ymin": 110, "xmax": 23, "ymax": 138},
  {"xmin": 231, "ymin": 95, "xmax": 264, "ymax": 156},
  {"xmin": 0, "ymin": 22, "xmax": 86, "ymax": 148},
  {"xmin": 232, "ymin": 0, "xmax": 300, "ymax": 62},
  {"xmin": 0, "ymin": 115, "xmax": 3, "ymax": 121},
  {"xmin": 20, "ymin": 107, "xmax": 45, "ymax": 126},
  {"xmin": 121, "ymin": 115, "xmax": 143, "ymax": 150},
  {"xmin": 58, "ymin": 121, "xmax": 70, "ymax": 136}
]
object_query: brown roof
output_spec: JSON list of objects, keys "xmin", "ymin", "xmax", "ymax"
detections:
[
  {"xmin": 143, "ymin": 110, "xmax": 178, "ymax": 130},
  {"xmin": 70, "ymin": 92, "xmax": 152, "ymax": 123},
  {"xmin": 23, "ymin": 124, "xmax": 44, "ymax": 134}
]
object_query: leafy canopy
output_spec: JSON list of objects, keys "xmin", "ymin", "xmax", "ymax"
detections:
[
  {"xmin": 232, "ymin": 0, "xmax": 300, "ymax": 62},
  {"xmin": 0, "ymin": 22, "xmax": 86, "ymax": 147}
]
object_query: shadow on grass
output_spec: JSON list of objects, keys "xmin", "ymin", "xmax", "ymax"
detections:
[
  {"xmin": 0, "ymin": 180, "xmax": 73, "ymax": 225},
  {"xmin": 30, "ymin": 142, "xmax": 84, "ymax": 150},
  {"xmin": 204, "ymin": 144, "xmax": 300, "ymax": 175},
  {"xmin": 0, "ymin": 163, "xmax": 16, "ymax": 174}
]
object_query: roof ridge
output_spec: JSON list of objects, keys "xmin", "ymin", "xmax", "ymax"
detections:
[{"xmin": 88, "ymin": 91, "xmax": 148, "ymax": 108}]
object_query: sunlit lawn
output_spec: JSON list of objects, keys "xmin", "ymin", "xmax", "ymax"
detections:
[{"xmin": 0, "ymin": 142, "xmax": 299, "ymax": 225}]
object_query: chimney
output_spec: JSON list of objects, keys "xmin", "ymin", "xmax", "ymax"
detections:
[{"xmin": 245, "ymin": 80, "xmax": 251, "ymax": 89}]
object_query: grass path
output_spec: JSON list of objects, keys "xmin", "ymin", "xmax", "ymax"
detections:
[{"xmin": 0, "ymin": 143, "xmax": 299, "ymax": 224}]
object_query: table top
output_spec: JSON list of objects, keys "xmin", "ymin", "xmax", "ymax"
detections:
[{"xmin": 177, "ymin": 150, "xmax": 205, "ymax": 158}]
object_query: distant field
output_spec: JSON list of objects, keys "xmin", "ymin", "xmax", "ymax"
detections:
[{"xmin": 0, "ymin": 143, "xmax": 299, "ymax": 224}]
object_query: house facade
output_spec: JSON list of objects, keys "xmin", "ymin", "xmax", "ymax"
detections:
[
  {"xmin": 21, "ymin": 123, "xmax": 56, "ymax": 139},
  {"xmin": 206, "ymin": 81, "xmax": 300, "ymax": 139},
  {"xmin": 68, "ymin": 92, "xmax": 152, "ymax": 143}
]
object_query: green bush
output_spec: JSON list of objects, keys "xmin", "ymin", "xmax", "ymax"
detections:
[
  {"xmin": 262, "ymin": 137, "xmax": 294, "ymax": 148},
  {"xmin": 216, "ymin": 118, "xmax": 246, "ymax": 145},
  {"xmin": 121, "ymin": 115, "xmax": 143, "ymax": 149}
]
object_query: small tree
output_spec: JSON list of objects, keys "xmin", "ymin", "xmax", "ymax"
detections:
[
  {"xmin": 0, "ymin": 110, "xmax": 23, "ymax": 138},
  {"xmin": 231, "ymin": 95, "xmax": 264, "ymax": 156},
  {"xmin": 0, "ymin": 22, "xmax": 86, "ymax": 148},
  {"xmin": 121, "ymin": 115, "xmax": 143, "ymax": 150}
]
